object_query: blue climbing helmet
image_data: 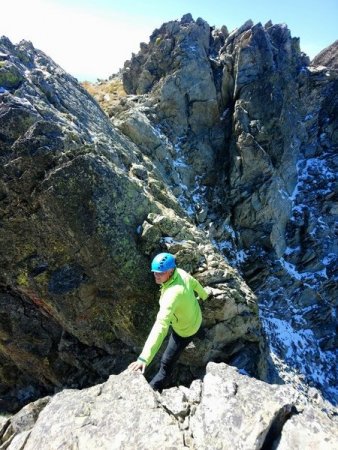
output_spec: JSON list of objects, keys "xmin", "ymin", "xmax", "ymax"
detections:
[{"xmin": 151, "ymin": 253, "xmax": 176, "ymax": 272}]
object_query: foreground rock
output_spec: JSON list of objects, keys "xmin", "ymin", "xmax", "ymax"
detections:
[
  {"xmin": 1, "ymin": 363, "xmax": 337, "ymax": 449},
  {"xmin": 189, "ymin": 364, "xmax": 337, "ymax": 450}
]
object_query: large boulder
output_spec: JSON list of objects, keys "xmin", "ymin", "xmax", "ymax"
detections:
[
  {"xmin": 1, "ymin": 363, "xmax": 337, "ymax": 449},
  {"xmin": 189, "ymin": 363, "xmax": 337, "ymax": 450}
]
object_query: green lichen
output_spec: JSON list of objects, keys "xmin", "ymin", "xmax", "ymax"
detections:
[
  {"xmin": 49, "ymin": 241, "xmax": 71, "ymax": 261},
  {"xmin": 0, "ymin": 68, "xmax": 23, "ymax": 89},
  {"xmin": 34, "ymin": 271, "xmax": 49, "ymax": 285},
  {"xmin": 123, "ymin": 217, "xmax": 131, "ymax": 225},
  {"xmin": 17, "ymin": 271, "xmax": 29, "ymax": 287},
  {"xmin": 102, "ymin": 331, "xmax": 116, "ymax": 344},
  {"xmin": 52, "ymin": 243, "xmax": 66, "ymax": 254},
  {"xmin": 19, "ymin": 243, "xmax": 36, "ymax": 260}
]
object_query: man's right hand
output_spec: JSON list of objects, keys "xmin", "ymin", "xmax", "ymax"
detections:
[{"xmin": 128, "ymin": 360, "xmax": 146, "ymax": 373}]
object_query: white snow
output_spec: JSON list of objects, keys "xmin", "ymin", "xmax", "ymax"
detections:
[
  {"xmin": 220, "ymin": 108, "xmax": 230, "ymax": 121},
  {"xmin": 279, "ymin": 257, "xmax": 328, "ymax": 284},
  {"xmin": 212, "ymin": 239, "xmax": 232, "ymax": 251},
  {"xmin": 153, "ymin": 125, "xmax": 169, "ymax": 143},
  {"xmin": 223, "ymin": 224, "xmax": 236, "ymax": 238},
  {"xmin": 173, "ymin": 158, "xmax": 188, "ymax": 168},
  {"xmin": 278, "ymin": 188, "xmax": 290, "ymax": 200},
  {"xmin": 284, "ymin": 246, "xmax": 300, "ymax": 255},
  {"xmin": 322, "ymin": 253, "xmax": 336, "ymax": 265},
  {"xmin": 260, "ymin": 307, "xmax": 337, "ymax": 398},
  {"xmin": 236, "ymin": 250, "xmax": 248, "ymax": 264},
  {"xmin": 290, "ymin": 155, "xmax": 335, "ymax": 202},
  {"xmin": 160, "ymin": 236, "xmax": 187, "ymax": 246},
  {"xmin": 136, "ymin": 225, "xmax": 142, "ymax": 235}
]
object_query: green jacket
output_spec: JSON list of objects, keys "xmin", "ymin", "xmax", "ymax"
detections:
[{"xmin": 139, "ymin": 268, "xmax": 208, "ymax": 365}]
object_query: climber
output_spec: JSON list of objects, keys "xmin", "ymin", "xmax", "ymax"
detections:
[{"xmin": 128, "ymin": 252, "xmax": 209, "ymax": 391}]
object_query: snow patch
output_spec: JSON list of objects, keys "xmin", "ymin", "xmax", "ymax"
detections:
[
  {"xmin": 236, "ymin": 250, "xmax": 248, "ymax": 264},
  {"xmin": 284, "ymin": 246, "xmax": 300, "ymax": 256},
  {"xmin": 260, "ymin": 309, "xmax": 337, "ymax": 401},
  {"xmin": 160, "ymin": 236, "xmax": 187, "ymax": 246},
  {"xmin": 279, "ymin": 257, "xmax": 328, "ymax": 284},
  {"xmin": 136, "ymin": 225, "xmax": 142, "ymax": 235}
]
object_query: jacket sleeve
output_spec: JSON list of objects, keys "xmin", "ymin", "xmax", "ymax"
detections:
[
  {"xmin": 190, "ymin": 276, "xmax": 209, "ymax": 301},
  {"xmin": 138, "ymin": 290, "xmax": 177, "ymax": 365}
]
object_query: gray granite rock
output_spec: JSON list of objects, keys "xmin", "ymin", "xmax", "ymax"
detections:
[{"xmin": 2, "ymin": 363, "xmax": 336, "ymax": 450}]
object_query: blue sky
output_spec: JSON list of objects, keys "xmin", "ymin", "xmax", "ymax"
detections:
[{"xmin": 2, "ymin": 0, "xmax": 337, "ymax": 81}]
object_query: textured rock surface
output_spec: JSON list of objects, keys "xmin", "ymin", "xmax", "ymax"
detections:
[
  {"xmin": 115, "ymin": 16, "xmax": 338, "ymax": 403},
  {"xmin": 0, "ymin": 35, "xmax": 263, "ymax": 411},
  {"xmin": 1, "ymin": 372, "xmax": 184, "ymax": 449},
  {"xmin": 277, "ymin": 406, "xmax": 338, "ymax": 450},
  {"xmin": 189, "ymin": 363, "xmax": 337, "ymax": 450},
  {"xmin": 312, "ymin": 40, "xmax": 338, "ymax": 69},
  {"xmin": 1, "ymin": 363, "xmax": 337, "ymax": 449}
]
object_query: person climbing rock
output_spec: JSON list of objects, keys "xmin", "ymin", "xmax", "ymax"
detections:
[{"xmin": 128, "ymin": 252, "xmax": 209, "ymax": 391}]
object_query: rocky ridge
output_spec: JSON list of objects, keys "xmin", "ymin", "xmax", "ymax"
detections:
[
  {"xmin": 1, "ymin": 363, "xmax": 337, "ymax": 450},
  {"xmin": 108, "ymin": 14, "xmax": 337, "ymax": 403}
]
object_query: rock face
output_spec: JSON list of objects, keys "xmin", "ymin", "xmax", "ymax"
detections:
[
  {"xmin": 0, "ymin": 34, "xmax": 263, "ymax": 412},
  {"xmin": 115, "ymin": 15, "xmax": 337, "ymax": 404},
  {"xmin": 312, "ymin": 40, "xmax": 338, "ymax": 69},
  {"xmin": 1, "ymin": 363, "xmax": 337, "ymax": 449}
]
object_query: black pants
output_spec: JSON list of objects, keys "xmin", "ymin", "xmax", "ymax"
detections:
[{"xmin": 149, "ymin": 328, "xmax": 197, "ymax": 391}]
